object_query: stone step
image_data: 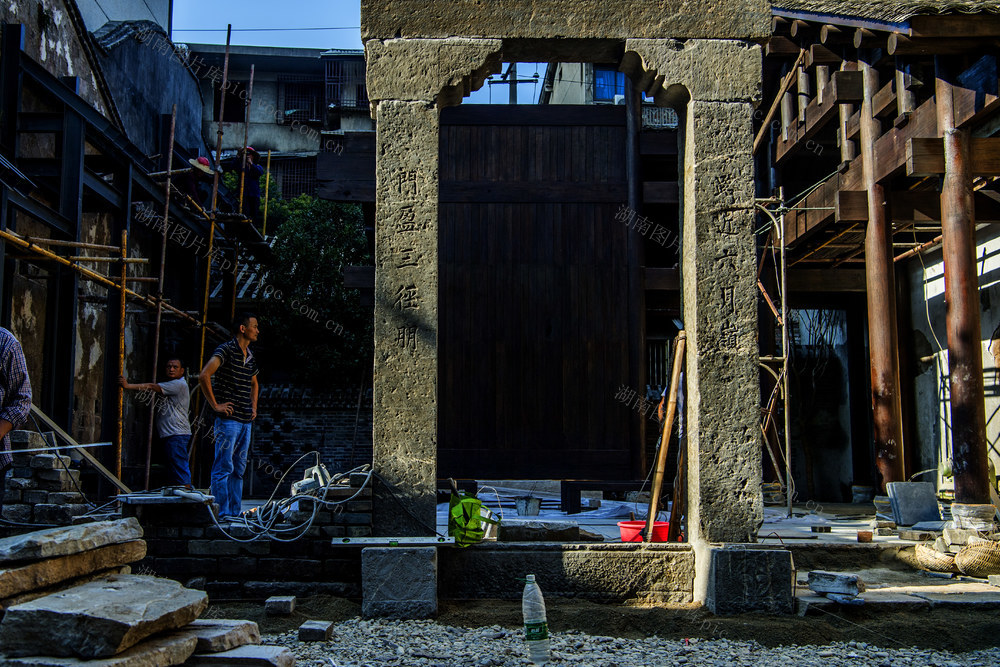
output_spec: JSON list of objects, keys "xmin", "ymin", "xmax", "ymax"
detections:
[
  {"xmin": 182, "ymin": 620, "xmax": 260, "ymax": 653},
  {"xmin": 182, "ymin": 645, "xmax": 294, "ymax": 666},
  {"xmin": 0, "ymin": 540, "xmax": 146, "ymax": 600},
  {"xmin": 0, "ymin": 574, "xmax": 207, "ymax": 658},
  {"xmin": 1, "ymin": 631, "xmax": 198, "ymax": 667},
  {"xmin": 0, "ymin": 519, "xmax": 144, "ymax": 564}
]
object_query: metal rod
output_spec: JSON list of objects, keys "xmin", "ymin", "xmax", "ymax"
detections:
[
  {"xmin": 645, "ymin": 331, "xmax": 685, "ymax": 542},
  {"xmin": 262, "ymin": 149, "xmax": 271, "ymax": 236},
  {"xmin": 936, "ymin": 57, "xmax": 990, "ymax": 505},
  {"xmin": 117, "ymin": 228, "xmax": 126, "ymax": 481},
  {"xmin": 146, "ymin": 105, "xmax": 176, "ymax": 490}
]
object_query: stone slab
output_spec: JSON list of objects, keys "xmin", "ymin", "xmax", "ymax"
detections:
[
  {"xmin": 0, "ymin": 574, "xmax": 207, "ymax": 658},
  {"xmin": 825, "ymin": 592, "xmax": 864, "ymax": 605},
  {"xmin": 0, "ymin": 540, "xmax": 146, "ymax": 599},
  {"xmin": 705, "ymin": 548, "xmax": 793, "ymax": 615},
  {"xmin": 499, "ymin": 520, "xmax": 580, "ymax": 542},
  {"xmin": 990, "ymin": 574, "xmax": 1000, "ymax": 587},
  {"xmin": 2, "ymin": 632, "xmax": 197, "ymax": 667},
  {"xmin": 298, "ymin": 619, "xmax": 334, "ymax": 642},
  {"xmin": 944, "ymin": 528, "xmax": 978, "ymax": 546},
  {"xmin": 1, "ymin": 566, "xmax": 132, "ymax": 610},
  {"xmin": 182, "ymin": 620, "xmax": 260, "ymax": 653},
  {"xmin": 807, "ymin": 571, "xmax": 865, "ymax": 596},
  {"xmin": 10, "ymin": 431, "xmax": 46, "ymax": 449},
  {"xmin": 0, "ymin": 519, "xmax": 143, "ymax": 564},
  {"xmin": 2, "ymin": 633, "xmax": 196, "ymax": 667},
  {"xmin": 360, "ymin": 0, "xmax": 771, "ymax": 41},
  {"xmin": 621, "ymin": 39, "xmax": 761, "ymax": 104},
  {"xmin": 264, "ymin": 596, "xmax": 295, "ymax": 616},
  {"xmin": 30, "ymin": 454, "xmax": 72, "ymax": 470},
  {"xmin": 910, "ymin": 520, "xmax": 946, "ymax": 531},
  {"xmin": 362, "ymin": 547, "xmax": 437, "ymax": 619},
  {"xmin": 909, "ymin": 591, "xmax": 1000, "ymax": 608},
  {"xmin": 182, "ymin": 645, "xmax": 294, "ymax": 666},
  {"xmin": 886, "ymin": 482, "xmax": 941, "ymax": 526}
]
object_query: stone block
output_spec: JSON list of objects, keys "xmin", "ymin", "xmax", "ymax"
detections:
[
  {"xmin": 9, "ymin": 431, "xmax": 46, "ymax": 450},
  {"xmin": 180, "ymin": 527, "xmax": 206, "ymax": 539},
  {"xmin": 499, "ymin": 520, "xmax": 580, "ymax": 542},
  {"xmin": 705, "ymin": 548, "xmax": 793, "ymax": 615},
  {"xmin": 322, "ymin": 526, "xmax": 346, "ymax": 538},
  {"xmin": 2, "ymin": 504, "xmax": 33, "ymax": 523},
  {"xmin": 0, "ymin": 540, "xmax": 146, "ymax": 599},
  {"xmin": 12, "ymin": 467, "xmax": 33, "ymax": 478},
  {"xmin": 188, "ymin": 540, "xmax": 241, "ymax": 557},
  {"xmin": 989, "ymin": 574, "xmax": 1000, "ymax": 587},
  {"xmin": 2, "ymin": 631, "xmax": 197, "ymax": 666},
  {"xmin": 806, "ymin": 571, "xmax": 865, "ymax": 597},
  {"xmin": 3, "ymin": 489, "xmax": 22, "ymax": 503},
  {"xmin": 10, "ymin": 453, "xmax": 33, "ymax": 468},
  {"xmin": 347, "ymin": 526, "xmax": 372, "ymax": 538},
  {"xmin": 360, "ymin": 0, "xmax": 771, "ymax": 41},
  {"xmin": 950, "ymin": 503, "xmax": 996, "ymax": 531},
  {"xmin": 0, "ymin": 574, "xmax": 207, "ymax": 658},
  {"xmin": 34, "ymin": 504, "xmax": 90, "ymax": 525},
  {"xmin": 23, "ymin": 490, "xmax": 48, "ymax": 505},
  {"xmin": 886, "ymin": 482, "xmax": 941, "ymax": 526},
  {"xmin": 349, "ymin": 472, "xmax": 369, "ymax": 487},
  {"xmin": 29, "ymin": 454, "xmax": 72, "ymax": 470},
  {"xmin": 264, "ymin": 595, "xmax": 295, "ymax": 615},
  {"xmin": 944, "ymin": 528, "xmax": 978, "ymax": 547},
  {"xmin": 362, "ymin": 547, "xmax": 437, "ymax": 619},
  {"xmin": 183, "ymin": 619, "xmax": 261, "ymax": 653},
  {"xmin": 622, "ymin": 39, "xmax": 762, "ymax": 104},
  {"xmin": 183, "ymin": 645, "xmax": 294, "ymax": 666},
  {"xmin": 7, "ymin": 477, "xmax": 36, "ymax": 490},
  {"xmin": 826, "ymin": 592, "xmax": 864, "ymax": 605},
  {"xmin": 35, "ymin": 469, "xmax": 80, "ymax": 483},
  {"xmin": 298, "ymin": 619, "xmax": 335, "ymax": 641},
  {"xmin": 47, "ymin": 492, "xmax": 85, "ymax": 505}
]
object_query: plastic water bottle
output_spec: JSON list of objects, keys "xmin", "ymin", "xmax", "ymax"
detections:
[{"xmin": 522, "ymin": 574, "xmax": 550, "ymax": 665}]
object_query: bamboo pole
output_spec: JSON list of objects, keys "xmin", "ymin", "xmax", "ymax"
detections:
[
  {"xmin": 645, "ymin": 331, "xmax": 686, "ymax": 542},
  {"xmin": 0, "ymin": 230, "xmax": 201, "ymax": 326},
  {"xmin": 117, "ymin": 228, "xmax": 127, "ymax": 481},
  {"xmin": 237, "ymin": 64, "xmax": 255, "ymax": 217},
  {"xmin": 145, "ymin": 105, "xmax": 176, "ymax": 490},
  {"xmin": 22, "ymin": 237, "xmax": 119, "ymax": 252},
  {"xmin": 200, "ymin": 24, "xmax": 232, "ymax": 373},
  {"xmin": 262, "ymin": 150, "xmax": 271, "ymax": 236},
  {"xmin": 69, "ymin": 256, "xmax": 149, "ymax": 263}
]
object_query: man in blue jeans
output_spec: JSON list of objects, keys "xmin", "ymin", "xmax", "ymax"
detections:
[
  {"xmin": 199, "ymin": 313, "xmax": 259, "ymax": 519},
  {"xmin": 120, "ymin": 357, "xmax": 191, "ymax": 486}
]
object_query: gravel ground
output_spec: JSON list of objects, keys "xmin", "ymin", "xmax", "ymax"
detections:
[{"xmin": 263, "ymin": 619, "xmax": 1000, "ymax": 667}]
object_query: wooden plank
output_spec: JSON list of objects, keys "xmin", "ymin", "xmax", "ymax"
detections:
[
  {"xmin": 805, "ymin": 43, "xmax": 842, "ymax": 68},
  {"xmin": 907, "ymin": 137, "xmax": 1000, "ymax": 177},
  {"xmin": 767, "ymin": 36, "xmax": 800, "ymax": 57},
  {"xmin": 639, "ymin": 131, "xmax": 678, "ymax": 155},
  {"xmin": 835, "ymin": 190, "xmax": 868, "ymax": 222},
  {"xmin": 440, "ymin": 180, "xmax": 626, "ymax": 202},
  {"xmin": 775, "ymin": 70, "xmax": 862, "ymax": 163},
  {"xmin": 910, "ymin": 15, "xmax": 1000, "ymax": 38},
  {"xmin": 642, "ymin": 181, "xmax": 679, "ymax": 204},
  {"xmin": 837, "ymin": 189, "xmax": 1000, "ymax": 223},
  {"xmin": 872, "ymin": 79, "xmax": 897, "ymax": 118},
  {"xmin": 29, "ymin": 404, "xmax": 131, "ymax": 494},
  {"xmin": 955, "ymin": 54, "xmax": 1000, "ymax": 129},
  {"xmin": 888, "ymin": 34, "xmax": 998, "ymax": 57},
  {"xmin": 440, "ymin": 104, "xmax": 625, "ymax": 127}
]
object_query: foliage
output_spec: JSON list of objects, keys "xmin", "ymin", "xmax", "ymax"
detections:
[{"xmin": 251, "ymin": 185, "xmax": 371, "ymax": 390}]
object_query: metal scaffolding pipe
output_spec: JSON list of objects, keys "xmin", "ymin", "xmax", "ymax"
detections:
[
  {"xmin": 861, "ymin": 58, "xmax": 906, "ymax": 491},
  {"xmin": 935, "ymin": 57, "xmax": 990, "ymax": 505}
]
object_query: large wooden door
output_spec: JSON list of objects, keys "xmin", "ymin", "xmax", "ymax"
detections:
[{"xmin": 438, "ymin": 105, "xmax": 636, "ymax": 480}]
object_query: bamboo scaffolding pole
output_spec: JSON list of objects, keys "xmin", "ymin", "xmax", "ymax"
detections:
[
  {"xmin": 0, "ymin": 230, "xmax": 201, "ymax": 326},
  {"xmin": 117, "ymin": 228, "xmax": 127, "ymax": 481},
  {"xmin": 645, "ymin": 331, "xmax": 686, "ymax": 542},
  {"xmin": 237, "ymin": 64, "xmax": 255, "ymax": 216},
  {"xmin": 149, "ymin": 167, "xmax": 193, "ymax": 178},
  {"xmin": 262, "ymin": 150, "xmax": 271, "ymax": 236},
  {"xmin": 69, "ymin": 256, "xmax": 148, "ymax": 263},
  {"xmin": 200, "ymin": 24, "xmax": 232, "ymax": 373},
  {"xmin": 895, "ymin": 235, "xmax": 942, "ymax": 262},
  {"xmin": 145, "ymin": 105, "xmax": 176, "ymax": 490},
  {"xmin": 22, "ymin": 237, "xmax": 119, "ymax": 252}
]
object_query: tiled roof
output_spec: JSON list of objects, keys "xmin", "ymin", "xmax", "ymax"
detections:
[{"xmin": 772, "ymin": 1, "xmax": 1000, "ymax": 23}]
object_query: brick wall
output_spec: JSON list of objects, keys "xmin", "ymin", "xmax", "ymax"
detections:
[
  {"xmin": 125, "ymin": 482, "xmax": 371, "ymax": 599},
  {"xmin": 247, "ymin": 385, "xmax": 372, "ymax": 498}
]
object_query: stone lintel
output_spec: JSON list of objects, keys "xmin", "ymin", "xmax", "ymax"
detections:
[
  {"xmin": 682, "ymin": 100, "xmax": 762, "ymax": 545},
  {"xmin": 365, "ymin": 38, "xmax": 502, "ymax": 108},
  {"xmin": 373, "ymin": 101, "xmax": 440, "ymax": 537},
  {"xmin": 361, "ymin": 1, "xmax": 771, "ymax": 42},
  {"xmin": 621, "ymin": 39, "xmax": 762, "ymax": 106}
]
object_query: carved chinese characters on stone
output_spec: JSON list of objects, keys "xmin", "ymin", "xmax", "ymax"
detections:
[
  {"xmin": 395, "ymin": 325, "xmax": 417, "ymax": 350},
  {"xmin": 393, "ymin": 284, "xmax": 420, "ymax": 310}
]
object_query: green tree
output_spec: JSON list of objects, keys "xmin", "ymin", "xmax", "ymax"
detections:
[{"xmin": 254, "ymin": 191, "xmax": 371, "ymax": 390}]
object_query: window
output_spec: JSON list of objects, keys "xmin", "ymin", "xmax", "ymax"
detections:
[
  {"xmin": 279, "ymin": 77, "xmax": 324, "ymax": 125},
  {"xmin": 213, "ymin": 81, "xmax": 247, "ymax": 123},
  {"xmin": 325, "ymin": 59, "xmax": 368, "ymax": 110},
  {"xmin": 274, "ymin": 157, "xmax": 317, "ymax": 199},
  {"xmin": 594, "ymin": 68, "xmax": 625, "ymax": 102}
]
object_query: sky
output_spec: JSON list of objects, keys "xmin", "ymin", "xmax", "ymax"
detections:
[{"xmin": 170, "ymin": 0, "xmax": 545, "ymax": 104}]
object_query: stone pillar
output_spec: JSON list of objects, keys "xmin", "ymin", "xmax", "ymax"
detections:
[
  {"xmin": 622, "ymin": 39, "xmax": 763, "ymax": 547},
  {"xmin": 365, "ymin": 38, "xmax": 501, "ymax": 536}
]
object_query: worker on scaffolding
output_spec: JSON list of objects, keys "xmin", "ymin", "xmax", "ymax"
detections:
[
  {"xmin": 198, "ymin": 312, "xmax": 260, "ymax": 520},
  {"xmin": 119, "ymin": 357, "xmax": 192, "ymax": 487},
  {"xmin": 224, "ymin": 147, "xmax": 265, "ymax": 222},
  {"xmin": 0, "ymin": 327, "xmax": 31, "ymax": 511}
]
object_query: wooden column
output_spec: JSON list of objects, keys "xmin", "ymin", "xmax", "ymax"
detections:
[
  {"xmin": 860, "ymin": 57, "xmax": 905, "ymax": 490},
  {"xmin": 935, "ymin": 57, "xmax": 990, "ymax": 505},
  {"xmin": 625, "ymin": 76, "xmax": 646, "ymax": 477}
]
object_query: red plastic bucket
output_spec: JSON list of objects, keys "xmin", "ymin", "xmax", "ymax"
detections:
[{"xmin": 618, "ymin": 520, "xmax": 669, "ymax": 542}]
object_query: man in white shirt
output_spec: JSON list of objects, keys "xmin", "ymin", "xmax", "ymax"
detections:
[{"xmin": 120, "ymin": 357, "xmax": 192, "ymax": 486}]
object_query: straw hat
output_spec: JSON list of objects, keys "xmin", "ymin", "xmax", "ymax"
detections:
[{"xmin": 189, "ymin": 156, "xmax": 214, "ymax": 176}]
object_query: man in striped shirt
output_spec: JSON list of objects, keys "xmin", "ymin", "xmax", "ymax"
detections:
[
  {"xmin": 0, "ymin": 327, "xmax": 31, "ymax": 506},
  {"xmin": 199, "ymin": 313, "xmax": 260, "ymax": 519}
]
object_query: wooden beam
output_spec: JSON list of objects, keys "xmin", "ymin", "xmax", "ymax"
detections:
[
  {"xmin": 789, "ymin": 19, "xmax": 812, "ymax": 39},
  {"xmin": 836, "ymin": 189, "xmax": 1000, "ymax": 223},
  {"xmin": 906, "ymin": 137, "xmax": 1000, "ymax": 176},
  {"xmin": 766, "ymin": 36, "xmax": 800, "ymax": 58},
  {"xmin": 854, "ymin": 28, "xmax": 883, "ymax": 49},
  {"xmin": 889, "ymin": 34, "xmax": 1000, "ymax": 57},
  {"xmin": 775, "ymin": 70, "xmax": 863, "ymax": 163},
  {"xmin": 820, "ymin": 24, "xmax": 852, "ymax": 46},
  {"xmin": 872, "ymin": 80, "xmax": 897, "ymax": 118},
  {"xmin": 835, "ymin": 190, "xmax": 868, "ymax": 222},
  {"xmin": 805, "ymin": 44, "xmax": 843, "ymax": 69},
  {"xmin": 788, "ymin": 268, "xmax": 866, "ymax": 292},
  {"xmin": 910, "ymin": 15, "xmax": 1000, "ymax": 38}
]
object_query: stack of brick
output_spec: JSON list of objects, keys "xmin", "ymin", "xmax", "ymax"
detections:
[
  {"xmin": 126, "ymin": 477, "xmax": 372, "ymax": 600},
  {"xmin": 3, "ymin": 431, "xmax": 91, "ymax": 526}
]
